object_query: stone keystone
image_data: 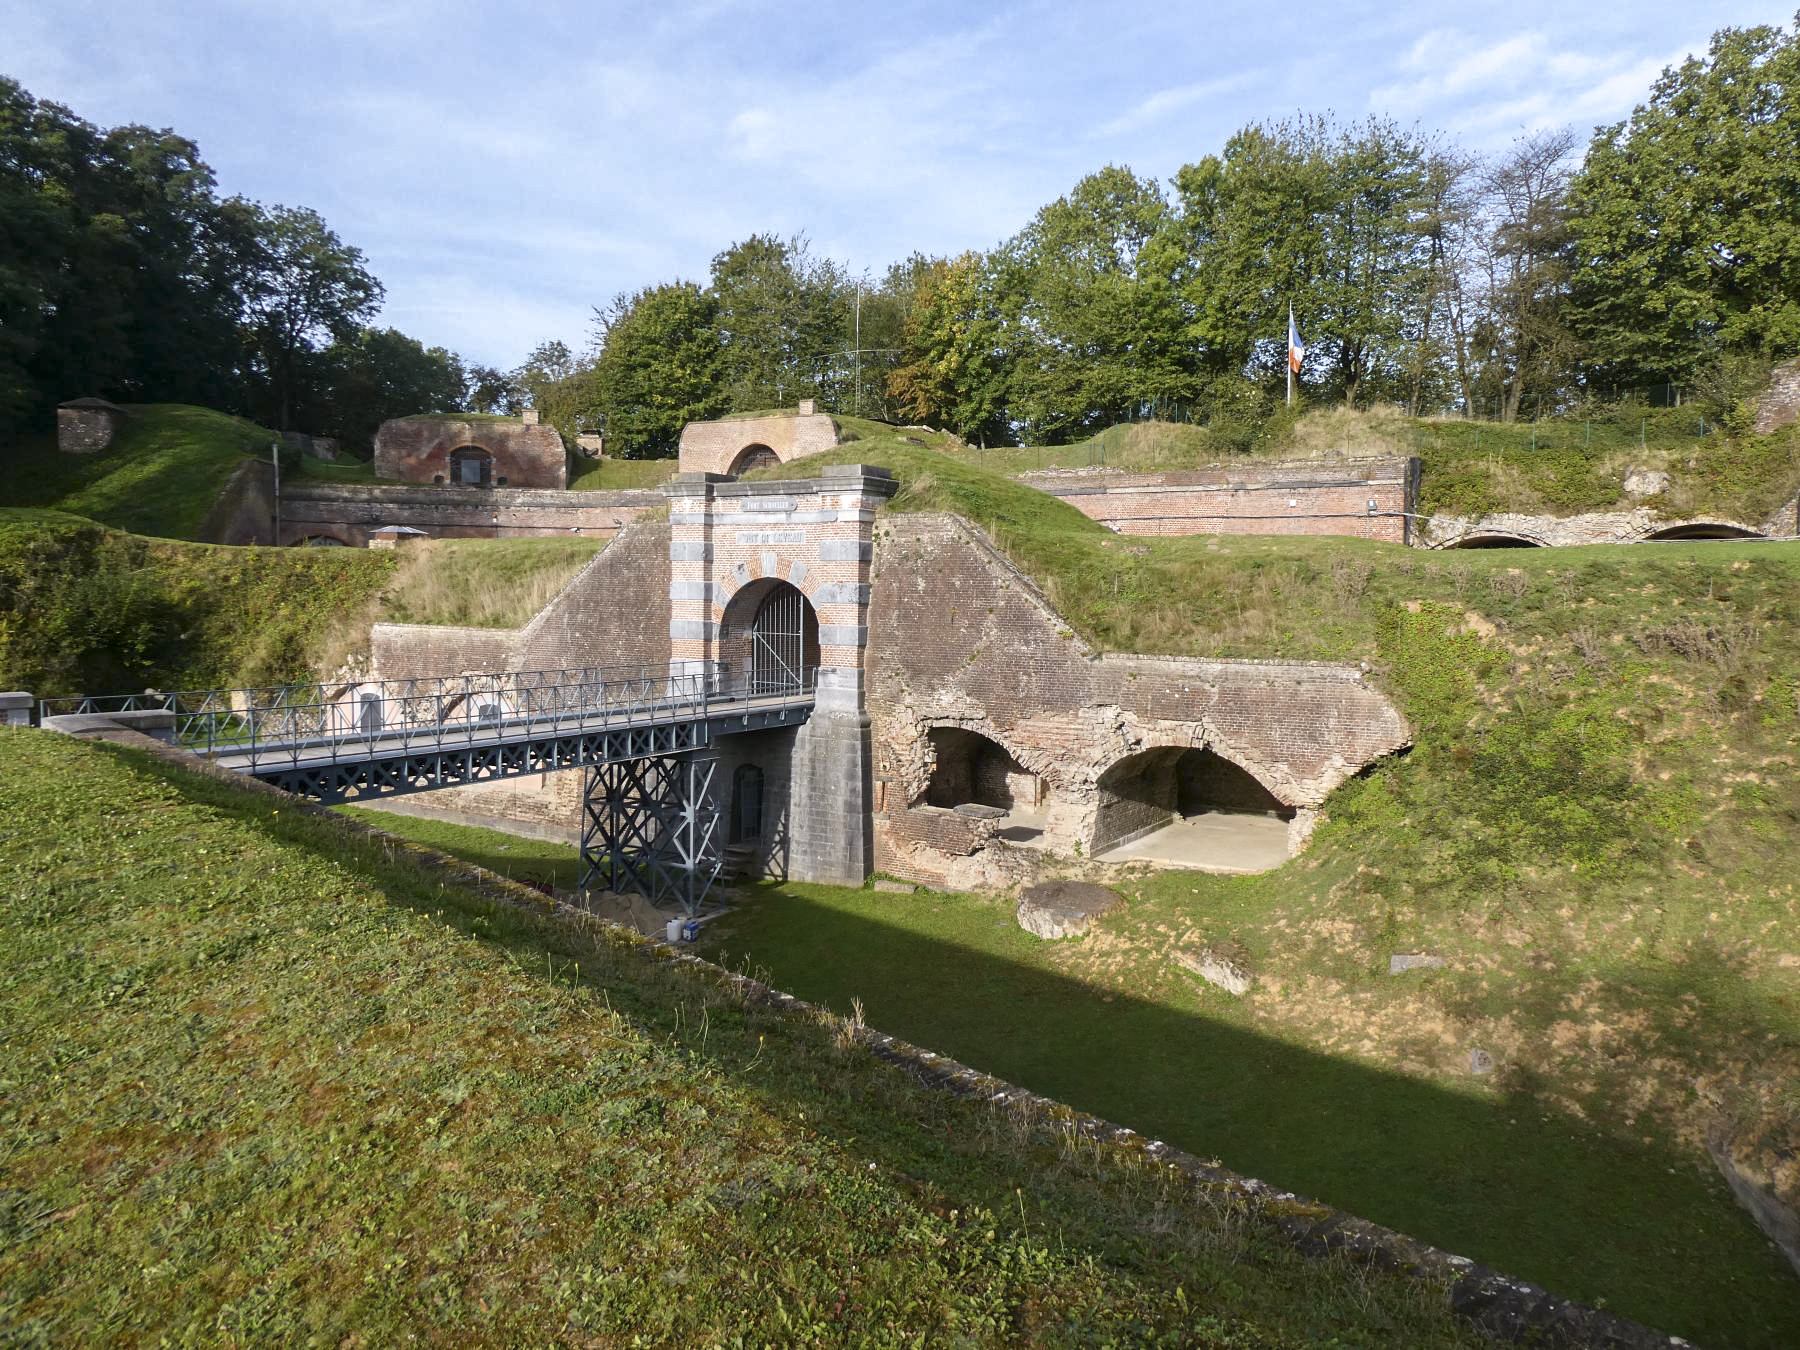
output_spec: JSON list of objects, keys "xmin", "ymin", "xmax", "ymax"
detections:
[{"xmin": 1016, "ymin": 880, "xmax": 1120, "ymax": 940}]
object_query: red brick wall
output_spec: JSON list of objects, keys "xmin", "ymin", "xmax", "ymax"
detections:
[
  {"xmin": 374, "ymin": 417, "xmax": 568, "ymax": 489},
  {"xmin": 676, "ymin": 413, "xmax": 842, "ymax": 476},
  {"xmin": 1016, "ymin": 458, "xmax": 1418, "ymax": 543}
]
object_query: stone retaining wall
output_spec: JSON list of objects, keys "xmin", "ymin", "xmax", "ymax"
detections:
[
  {"xmin": 278, "ymin": 483, "xmax": 659, "ymax": 548},
  {"xmin": 866, "ymin": 514, "xmax": 1410, "ymax": 886},
  {"xmin": 1017, "ymin": 458, "xmax": 1417, "ymax": 543}
]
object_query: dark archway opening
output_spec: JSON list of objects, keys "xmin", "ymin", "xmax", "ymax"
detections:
[
  {"xmin": 1643, "ymin": 523, "xmax": 1765, "ymax": 542},
  {"xmin": 296, "ymin": 534, "xmax": 349, "ymax": 547},
  {"xmin": 1446, "ymin": 533, "xmax": 1542, "ymax": 549},
  {"xmin": 1092, "ymin": 746, "xmax": 1292, "ymax": 863},
  {"xmin": 922, "ymin": 726, "xmax": 1048, "ymax": 844},
  {"xmin": 720, "ymin": 578, "xmax": 819, "ymax": 694},
  {"xmin": 731, "ymin": 763, "xmax": 764, "ymax": 844},
  {"xmin": 449, "ymin": 446, "xmax": 494, "ymax": 486},
  {"xmin": 728, "ymin": 443, "xmax": 781, "ymax": 476}
]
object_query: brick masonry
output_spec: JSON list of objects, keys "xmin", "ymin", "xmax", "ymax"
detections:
[
  {"xmin": 1419, "ymin": 505, "xmax": 1792, "ymax": 548},
  {"xmin": 354, "ymin": 472, "xmax": 1408, "ymax": 891},
  {"xmin": 277, "ymin": 483, "xmax": 660, "ymax": 548},
  {"xmin": 1755, "ymin": 357, "xmax": 1800, "ymax": 436},
  {"xmin": 56, "ymin": 399, "xmax": 126, "ymax": 454},
  {"xmin": 865, "ymin": 514, "xmax": 1410, "ymax": 888},
  {"xmin": 375, "ymin": 416, "xmax": 567, "ymax": 489},
  {"xmin": 677, "ymin": 412, "xmax": 842, "ymax": 477},
  {"xmin": 1017, "ymin": 458, "xmax": 1419, "ymax": 543}
]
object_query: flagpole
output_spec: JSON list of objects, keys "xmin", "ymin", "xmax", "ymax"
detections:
[{"xmin": 1287, "ymin": 304, "xmax": 1295, "ymax": 409}]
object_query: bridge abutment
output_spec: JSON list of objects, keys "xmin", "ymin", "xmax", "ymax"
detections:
[{"xmin": 665, "ymin": 465, "xmax": 896, "ymax": 886}]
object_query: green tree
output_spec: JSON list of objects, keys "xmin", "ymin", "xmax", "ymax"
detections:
[
  {"xmin": 709, "ymin": 233, "xmax": 853, "ymax": 411},
  {"xmin": 242, "ymin": 204, "xmax": 383, "ymax": 432},
  {"xmin": 304, "ymin": 327, "xmax": 469, "ymax": 452},
  {"xmin": 0, "ymin": 78, "xmax": 256, "ymax": 433},
  {"xmin": 994, "ymin": 166, "xmax": 1192, "ymax": 441},
  {"xmin": 1177, "ymin": 117, "xmax": 1439, "ymax": 406},
  {"xmin": 887, "ymin": 253, "xmax": 1010, "ymax": 443},
  {"xmin": 1567, "ymin": 16, "xmax": 1800, "ymax": 392},
  {"xmin": 590, "ymin": 282, "xmax": 727, "ymax": 457}
]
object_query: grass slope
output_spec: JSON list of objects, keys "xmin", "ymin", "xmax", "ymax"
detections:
[
  {"xmin": 567, "ymin": 457, "xmax": 678, "ymax": 491},
  {"xmin": 351, "ymin": 807, "xmax": 1800, "ymax": 1347},
  {"xmin": 375, "ymin": 536, "xmax": 604, "ymax": 630},
  {"xmin": 0, "ymin": 509, "xmax": 395, "ymax": 697},
  {"xmin": 0, "ymin": 729, "xmax": 1492, "ymax": 1347},
  {"xmin": 7, "ymin": 404, "xmax": 276, "ymax": 539}
]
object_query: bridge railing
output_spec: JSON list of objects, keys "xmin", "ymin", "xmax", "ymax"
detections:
[{"xmin": 41, "ymin": 662, "xmax": 815, "ymax": 773}]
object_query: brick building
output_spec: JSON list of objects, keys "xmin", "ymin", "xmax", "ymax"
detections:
[{"xmin": 374, "ymin": 413, "xmax": 568, "ymax": 489}]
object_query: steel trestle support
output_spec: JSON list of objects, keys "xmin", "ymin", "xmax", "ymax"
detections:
[{"xmin": 580, "ymin": 753, "xmax": 723, "ymax": 918}]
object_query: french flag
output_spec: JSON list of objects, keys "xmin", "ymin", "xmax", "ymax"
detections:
[{"xmin": 1288, "ymin": 305, "xmax": 1305, "ymax": 374}]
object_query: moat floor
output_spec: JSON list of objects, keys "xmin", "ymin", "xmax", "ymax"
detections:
[{"xmin": 1095, "ymin": 811, "xmax": 1290, "ymax": 873}]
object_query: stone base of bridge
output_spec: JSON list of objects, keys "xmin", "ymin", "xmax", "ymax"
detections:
[{"xmin": 788, "ymin": 711, "xmax": 875, "ymax": 886}]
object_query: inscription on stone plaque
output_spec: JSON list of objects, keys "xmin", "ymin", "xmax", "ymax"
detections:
[{"xmin": 734, "ymin": 529, "xmax": 805, "ymax": 545}]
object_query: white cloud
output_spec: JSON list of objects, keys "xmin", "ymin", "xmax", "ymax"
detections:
[{"xmin": 1095, "ymin": 74, "xmax": 1256, "ymax": 137}]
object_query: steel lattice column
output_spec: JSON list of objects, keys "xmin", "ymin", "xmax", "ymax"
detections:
[{"xmin": 579, "ymin": 753, "xmax": 722, "ymax": 916}]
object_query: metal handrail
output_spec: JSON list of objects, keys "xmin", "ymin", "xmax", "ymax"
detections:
[{"xmin": 42, "ymin": 662, "xmax": 816, "ymax": 774}]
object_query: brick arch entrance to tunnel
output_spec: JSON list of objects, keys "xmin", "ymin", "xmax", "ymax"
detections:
[
  {"xmin": 665, "ymin": 465, "xmax": 898, "ymax": 884},
  {"xmin": 1091, "ymin": 744, "xmax": 1296, "ymax": 872}
]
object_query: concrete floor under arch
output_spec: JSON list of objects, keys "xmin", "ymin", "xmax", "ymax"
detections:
[{"xmin": 1094, "ymin": 811, "xmax": 1292, "ymax": 873}]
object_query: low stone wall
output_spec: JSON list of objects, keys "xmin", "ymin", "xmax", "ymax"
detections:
[
  {"xmin": 365, "ymin": 520, "xmax": 673, "ymax": 830},
  {"xmin": 1017, "ymin": 458, "xmax": 1418, "ymax": 543},
  {"xmin": 866, "ymin": 514, "xmax": 1410, "ymax": 886},
  {"xmin": 56, "ymin": 400, "xmax": 125, "ymax": 454},
  {"xmin": 278, "ymin": 483, "xmax": 659, "ymax": 548},
  {"xmin": 677, "ymin": 412, "xmax": 841, "ymax": 477}
]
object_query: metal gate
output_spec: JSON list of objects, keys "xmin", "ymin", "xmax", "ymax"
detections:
[{"xmin": 749, "ymin": 585, "xmax": 806, "ymax": 694}]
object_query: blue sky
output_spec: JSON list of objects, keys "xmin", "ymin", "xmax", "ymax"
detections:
[{"xmin": 5, "ymin": 1, "xmax": 1792, "ymax": 369}]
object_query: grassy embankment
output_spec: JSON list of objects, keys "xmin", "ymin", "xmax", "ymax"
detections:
[
  {"xmin": 764, "ymin": 433, "xmax": 1800, "ymax": 1342},
  {"xmin": 567, "ymin": 456, "xmax": 678, "ymax": 490},
  {"xmin": 0, "ymin": 509, "xmax": 606, "ymax": 697},
  {"xmin": 931, "ymin": 405, "xmax": 1800, "ymax": 526},
  {"xmin": 7, "ymin": 403, "xmax": 276, "ymax": 538},
  {"xmin": 0, "ymin": 727, "xmax": 1494, "ymax": 1346}
]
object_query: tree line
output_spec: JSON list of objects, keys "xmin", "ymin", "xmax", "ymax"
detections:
[
  {"xmin": 4, "ymin": 14, "xmax": 1794, "ymax": 458},
  {"xmin": 560, "ymin": 15, "xmax": 1797, "ymax": 455}
]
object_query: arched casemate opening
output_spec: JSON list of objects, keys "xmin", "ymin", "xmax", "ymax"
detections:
[
  {"xmin": 448, "ymin": 445, "xmax": 493, "ymax": 486},
  {"xmin": 921, "ymin": 726, "xmax": 1049, "ymax": 845},
  {"xmin": 1091, "ymin": 745, "xmax": 1293, "ymax": 872},
  {"xmin": 1444, "ymin": 532, "xmax": 1543, "ymax": 549},
  {"xmin": 727, "ymin": 443, "xmax": 781, "ymax": 476},
  {"xmin": 1642, "ymin": 522, "xmax": 1766, "ymax": 541},
  {"xmin": 295, "ymin": 534, "xmax": 349, "ymax": 547},
  {"xmin": 718, "ymin": 578, "xmax": 820, "ymax": 695}
]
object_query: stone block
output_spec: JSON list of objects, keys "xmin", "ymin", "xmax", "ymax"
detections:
[
  {"xmin": 1175, "ymin": 946, "xmax": 1253, "ymax": 996},
  {"xmin": 1016, "ymin": 880, "xmax": 1120, "ymax": 939},
  {"xmin": 1469, "ymin": 1047, "xmax": 1495, "ymax": 1075},
  {"xmin": 0, "ymin": 692, "xmax": 34, "ymax": 727},
  {"xmin": 1388, "ymin": 953, "xmax": 1447, "ymax": 974}
]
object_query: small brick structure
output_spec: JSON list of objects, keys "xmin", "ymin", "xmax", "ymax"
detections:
[
  {"xmin": 374, "ymin": 415, "xmax": 567, "ymax": 489},
  {"xmin": 1017, "ymin": 457, "xmax": 1419, "ymax": 543},
  {"xmin": 1420, "ymin": 508, "xmax": 1782, "ymax": 549},
  {"xmin": 677, "ymin": 408, "xmax": 842, "ymax": 477},
  {"xmin": 56, "ymin": 398, "xmax": 127, "ymax": 454}
]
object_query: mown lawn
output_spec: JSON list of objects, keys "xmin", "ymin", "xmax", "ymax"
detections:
[
  {"xmin": 337, "ymin": 807, "xmax": 1800, "ymax": 1348},
  {"xmin": 0, "ymin": 730, "xmax": 1493, "ymax": 1347}
]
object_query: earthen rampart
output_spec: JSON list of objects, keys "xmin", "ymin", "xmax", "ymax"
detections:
[{"xmin": 1017, "ymin": 458, "xmax": 1417, "ymax": 543}]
